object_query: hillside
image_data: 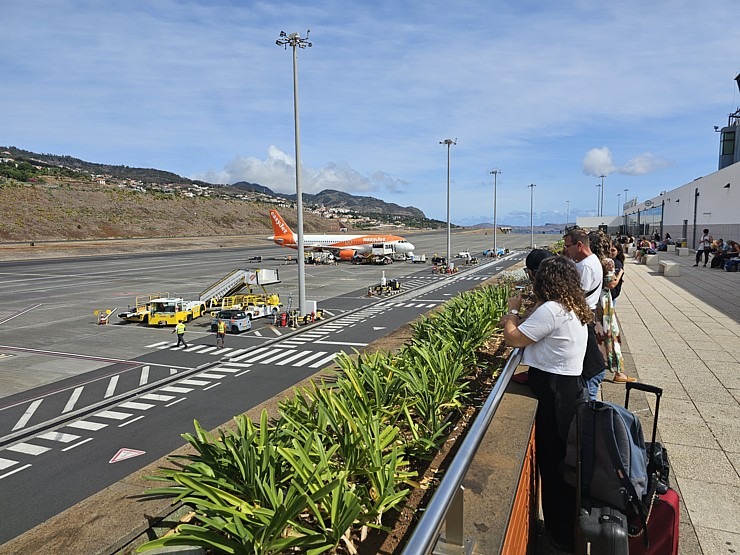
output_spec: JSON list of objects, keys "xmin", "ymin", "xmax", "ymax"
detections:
[
  {"xmin": 0, "ymin": 181, "xmax": 346, "ymax": 243},
  {"xmin": 0, "ymin": 146, "xmax": 448, "ymax": 244}
]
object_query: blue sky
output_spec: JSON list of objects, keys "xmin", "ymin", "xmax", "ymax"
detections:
[{"xmin": 2, "ymin": 1, "xmax": 739, "ymax": 226}]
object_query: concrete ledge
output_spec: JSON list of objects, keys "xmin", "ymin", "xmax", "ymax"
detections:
[
  {"xmin": 659, "ymin": 260, "xmax": 680, "ymax": 276},
  {"xmin": 677, "ymin": 247, "xmax": 690, "ymax": 256},
  {"xmin": 665, "ymin": 244, "xmax": 677, "ymax": 253},
  {"xmin": 644, "ymin": 254, "xmax": 660, "ymax": 267}
]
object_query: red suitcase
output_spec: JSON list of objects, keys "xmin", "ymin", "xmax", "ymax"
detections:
[
  {"xmin": 624, "ymin": 382, "xmax": 680, "ymax": 555},
  {"xmin": 628, "ymin": 488, "xmax": 680, "ymax": 554}
]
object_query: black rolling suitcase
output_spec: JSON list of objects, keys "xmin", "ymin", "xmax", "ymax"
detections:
[
  {"xmin": 624, "ymin": 382, "xmax": 680, "ymax": 555},
  {"xmin": 572, "ymin": 401, "xmax": 629, "ymax": 555}
]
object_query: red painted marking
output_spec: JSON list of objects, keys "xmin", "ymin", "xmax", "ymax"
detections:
[{"xmin": 109, "ymin": 447, "xmax": 146, "ymax": 464}]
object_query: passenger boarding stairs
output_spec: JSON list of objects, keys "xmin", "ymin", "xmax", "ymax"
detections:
[{"xmin": 199, "ymin": 268, "xmax": 280, "ymax": 304}]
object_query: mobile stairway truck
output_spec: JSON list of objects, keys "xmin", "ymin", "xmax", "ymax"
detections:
[{"xmin": 200, "ymin": 268, "xmax": 283, "ymax": 321}]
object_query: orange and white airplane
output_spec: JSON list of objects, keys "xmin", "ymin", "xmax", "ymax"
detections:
[{"xmin": 269, "ymin": 209, "xmax": 415, "ymax": 261}]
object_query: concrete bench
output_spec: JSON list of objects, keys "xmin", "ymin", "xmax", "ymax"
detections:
[
  {"xmin": 659, "ymin": 260, "xmax": 680, "ymax": 276},
  {"xmin": 644, "ymin": 254, "xmax": 660, "ymax": 267},
  {"xmin": 677, "ymin": 247, "xmax": 690, "ymax": 256},
  {"xmin": 665, "ymin": 244, "xmax": 676, "ymax": 253}
]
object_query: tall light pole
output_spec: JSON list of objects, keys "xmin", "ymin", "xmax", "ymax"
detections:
[
  {"xmin": 566, "ymin": 200, "xmax": 570, "ymax": 228},
  {"xmin": 596, "ymin": 183, "xmax": 602, "ymax": 216},
  {"xmin": 528, "ymin": 183, "xmax": 536, "ymax": 249},
  {"xmin": 490, "ymin": 169, "xmax": 501, "ymax": 256},
  {"xmin": 276, "ymin": 30, "xmax": 312, "ymax": 317},
  {"xmin": 623, "ymin": 188, "xmax": 629, "ymax": 235},
  {"xmin": 440, "ymin": 139, "xmax": 456, "ymax": 264},
  {"xmin": 599, "ymin": 174, "xmax": 606, "ymax": 217},
  {"xmin": 617, "ymin": 193, "xmax": 621, "ymax": 217}
]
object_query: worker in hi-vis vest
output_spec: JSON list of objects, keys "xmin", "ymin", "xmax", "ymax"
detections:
[
  {"xmin": 172, "ymin": 320, "xmax": 187, "ymax": 348},
  {"xmin": 216, "ymin": 320, "xmax": 226, "ymax": 348}
]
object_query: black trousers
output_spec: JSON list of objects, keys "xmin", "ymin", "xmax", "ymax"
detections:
[
  {"xmin": 528, "ymin": 368, "xmax": 587, "ymax": 549},
  {"xmin": 695, "ymin": 248, "xmax": 710, "ymax": 264}
]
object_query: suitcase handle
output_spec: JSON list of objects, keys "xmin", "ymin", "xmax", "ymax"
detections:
[{"xmin": 626, "ymin": 382, "xmax": 663, "ymax": 397}]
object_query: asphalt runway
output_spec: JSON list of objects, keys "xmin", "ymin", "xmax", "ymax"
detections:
[{"xmin": 0, "ymin": 229, "xmax": 554, "ymax": 543}]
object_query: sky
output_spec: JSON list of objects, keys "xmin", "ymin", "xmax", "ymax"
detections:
[{"xmin": 2, "ymin": 1, "xmax": 739, "ymax": 227}]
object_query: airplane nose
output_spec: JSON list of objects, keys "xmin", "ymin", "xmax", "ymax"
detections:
[{"xmin": 406, "ymin": 242, "xmax": 415, "ymax": 252}]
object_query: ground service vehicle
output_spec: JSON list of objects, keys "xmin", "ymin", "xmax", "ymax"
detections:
[
  {"xmin": 409, "ymin": 254, "xmax": 427, "ymax": 263},
  {"xmin": 148, "ymin": 298, "xmax": 207, "ymax": 327},
  {"xmin": 210, "ymin": 309, "xmax": 253, "ymax": 333},
  {"xmin": 117, "ymin": 292, "xmax": 169, "ymax": 323}
]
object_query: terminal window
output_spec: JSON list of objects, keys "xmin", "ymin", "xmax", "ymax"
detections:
[{"xmin": 722, "ymin": 131, "xmax": 735, "ymax": 156}]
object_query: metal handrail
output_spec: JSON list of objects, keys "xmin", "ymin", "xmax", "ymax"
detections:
[{"xmin": 401, "ymin": 347, "xmax": 524, "ymax": 555}]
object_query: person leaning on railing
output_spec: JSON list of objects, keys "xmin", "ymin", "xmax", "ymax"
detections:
[{"xmin": 500, "ymin": 255, "xmax": 590, "ymax": 553}]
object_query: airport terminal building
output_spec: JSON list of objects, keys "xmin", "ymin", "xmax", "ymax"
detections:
[{"xmin": 580, "ymin": 74, "xmax": 740, "ymax": 247}]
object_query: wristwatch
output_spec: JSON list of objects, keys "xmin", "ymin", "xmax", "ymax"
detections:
[{"xmin": 508, "ymin": 309, "xmax": 519, "ymax": 315}]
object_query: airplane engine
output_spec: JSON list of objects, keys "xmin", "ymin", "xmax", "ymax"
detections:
[{"xmin": 338, "ymin": 249, "xmax": 356, "ymax": 261}]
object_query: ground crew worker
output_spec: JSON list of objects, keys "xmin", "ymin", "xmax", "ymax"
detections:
[
  {"xmin": 172, "ymin": 320, "xmax": 187, "ymax": 348},
  {"xmin": 216, "ymin": 320, "xmax": 226, "ymax": 348}
]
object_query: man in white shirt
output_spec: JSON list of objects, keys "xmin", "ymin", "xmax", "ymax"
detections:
[{"xmin": 563, "ymin": 228, "xmax": 606, "ymax": 399}]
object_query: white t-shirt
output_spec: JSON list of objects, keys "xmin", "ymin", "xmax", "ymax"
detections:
[
  {"xmin": 576, "ymin": 253, "xmax": 603, "ymax": 310},
  {"xmin": 518, "ymin": 301, "xmax": 587, "ymax": 376}
]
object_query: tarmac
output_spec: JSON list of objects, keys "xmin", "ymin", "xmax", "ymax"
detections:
[{"xmin": 553, "ymin": 248, "xmax": 739, "ymax": 555}]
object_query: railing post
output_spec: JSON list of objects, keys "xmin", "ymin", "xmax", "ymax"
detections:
[{"xmin": 432, "ymin": 485, "xmax": 474, "ymax": 554}]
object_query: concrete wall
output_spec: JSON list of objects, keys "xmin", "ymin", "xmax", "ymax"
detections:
[{"xmin": 625, "ymin": 162, "xmax": 740, "ymax": 245}]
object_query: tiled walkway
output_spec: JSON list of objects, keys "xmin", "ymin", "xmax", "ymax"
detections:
[{"xmin": 601, "ymin": 250, "xmax": 740, "ymax": 554}]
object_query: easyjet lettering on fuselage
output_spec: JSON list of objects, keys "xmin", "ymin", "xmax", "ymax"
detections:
[{"xmin": 268, "ymin": 209, "xmax": 415, "ymax": 261}]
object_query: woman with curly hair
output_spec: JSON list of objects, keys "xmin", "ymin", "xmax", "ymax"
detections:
[{"xmin": 502, "ymin": 255, "xmax": 589, "ymax": 551}]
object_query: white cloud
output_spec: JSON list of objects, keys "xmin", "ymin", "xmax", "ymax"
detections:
[
  {"xmin": 620, "ymin": 153, "xmax": 672, "ymax": 175},
  {"xmin": 582, "ymin": 147, "xmax": 672, "ymax": 179},
  {"xmin": 193, "ymin": 146, "xmax": 407, "ymax": 195},
  {"xmin": 582, "ymin": 147, "xmax": 618, "ymax": 177}
]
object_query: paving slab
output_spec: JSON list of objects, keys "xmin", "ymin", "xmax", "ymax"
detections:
[{"xmin": 601, "ymin": 251, "xmax": 740, "ymax": 553}]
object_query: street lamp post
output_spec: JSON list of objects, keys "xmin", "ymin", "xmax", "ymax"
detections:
[
  {"xmin": 623, "ymin": 188, "xmax": 629, "ymax": 234},
  {"xmin": 490, "ymin": 169, "xmax": 501, "ymax": 256},
  {"xmin": 596, "ymin": 183, "xmax": 602, "ymax": 216},
  {"xmin": 617, "ymin": 193, "xmax": 621, "ymax": 218},
  {"xmin": 566, "ymin": 200, "xmax": 570, "ymax": 228},
  {"xmin": 599, "ymin": 174, "xmax": 606, "ymax": 217},
  {"xmin": 528, "ymin": 183, "xmax": 536, "ymax": 249},
  {"xmin": 276, "ymin": 30, "xmax": 312, "ymax": 317},
  {"xmin": 440, "ymin": 139, "xmax": 456, "ymax": 265}
]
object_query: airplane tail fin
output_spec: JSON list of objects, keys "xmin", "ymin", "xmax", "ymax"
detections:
[{"xmin": 269, "ymin": 210, "xmax": 295, "ymax": 246}]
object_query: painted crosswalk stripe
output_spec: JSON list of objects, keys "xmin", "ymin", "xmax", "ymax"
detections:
[
  {"xmin": 6, "ymin": 442, "xmax": 51, "ymax": 456},
  {"xmin": 105, "ymin": 375, "xmax": 119, "ymax": 398},
  {"xmin": 309, "ymin": 353, "xmax": 339, "ymax": 368},
  {"xmin": 146, "ymin": 341, "xmax": 170, "ymax": 348},
  {"xmin": 96, "ymin": 410, "xmax": 133, "ymax": 420},
  {"xmin": 12, "ymin": 399, "xmax": 43, "ymax": 431},
  {"xmin": 178, "ymin": 378, "xmax": 210, "ymax": 386},
  {"xmin": 67, "ymin": 420, "xmax": 108, "ymax": 431},
  {"xmin": 212, "ymin": 347, "xmax": 234, "ymax": 355},
  {"xmin": 231, "ymin": 347, "xmax": 269, "ymax": 362},
  {"xmin": 140, "ymin": 393, "xmax": 176, "ymax": 402},
  {"xmin": 275, "ymin": 351, "xmax": 312, "ymax": 366},
  {"xmin": 241, "ymin": 349, "xmax": 284, "ymax": 363},
  {"xmin": 183, "ymin": 345, "xmax": 208, "ymax": 353},
  {"xmin": 119, "ymin": 401, "xmax": 155, "ymax": 411},
  {"xmin": 139, "ymin": 366, "xmax": 150, "ymax": 386},
  {"xmin": 0, "ymin": 458, "xmax": 18, "ymax": 470},
  {"xmin": 217, "ymin": 362, "xmax": 252, "ymax": 368},
  {"xmin": 258, "ymin": 350, "xmax": 298, "ymax": 365},
  {"xmin": 197, "ymin": 372, "xmax": 225, "ymax": 379},
  {"xmin": 62, "ymin": 438, "xmax": 94, "ymax": 452},
  {"xmin": 0, "ymin": 464, "xmax": 31, "ymax": 480},
  {"xmin": 160, "ymin": 385, "xmax": 193, "ymax": 394},
  {"xmin": 291, "ymin": 351, "xmax": 330, "ymax": 367},
  {"xmin": 37, "ymin": 431, "xmax": 81, "ymax": 443},
  {"xmin": 196, "ymin": 346, "xmax": 219, "ymax": 354},
  {"xmin": 223, "ymin": 348, "xmax": 249, "ymax": 359},
  {"xmin": 213, "ymin": 367, "xmax": 248, "ymax": 374}
]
